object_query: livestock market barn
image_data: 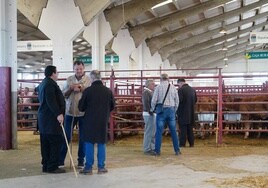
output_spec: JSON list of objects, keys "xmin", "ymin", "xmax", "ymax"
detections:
[{"xmin": 1, "ymin": 0, "xmax": 268, "ymax": 187}]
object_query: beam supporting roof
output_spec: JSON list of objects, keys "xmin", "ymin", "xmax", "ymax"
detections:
[
  {"xmin": 168, "ymin": 21, "xmax": 268, "ymax": 66},
  {"xmin": 74, "ymin": 0, "xmax": 110, "ymax": 26},
  {"xmin": 159, "ymin": 11, "xmax": 268, "ymax": 60},
  {"xmin": 17, "ymin": 0, "xmax": 48, "ymax": 27},
  {"xmin": 129, "ymin": 0, "xmax": 233, "ymax": 47},
  {"xmin": 176, "ymin": 37, "xmax": 249, "ymax": 67},
  {"xmin": 182, "ymin": 41, "xmax": 251, "ymax": 69},
  {"xmin": 104, "ymin": 0, "xmax": 165, "ymax": 35},
  {"xmin": 147, "ymin": 0, "xmax": 268, "ymax": 55}
]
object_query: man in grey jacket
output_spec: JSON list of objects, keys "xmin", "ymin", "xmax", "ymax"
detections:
[{"xmin": 142, "ymin": 79, "xmax": 156, "ymax": 155}]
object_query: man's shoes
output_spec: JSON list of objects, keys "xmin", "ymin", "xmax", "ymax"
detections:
[
  {"xmin": 42, "ymin": 168, "xmax": 48, "ymax": 173},
  {"xmin": 77, "ymin": 163, "xmax": 84, "ymax": 169},
  {"xmin": 79, "ymin": 168, "xmax": 93, "ymax": 175},
  {"xmin": 58, "ymin": 164, "xmax": 65, "ymax": 168},
  {"xmin": 175, "ymin": 151, "xmax": 182, "ymax": 156},
  {"xmin": 144, "ymin": 150, "xmax": 155, "ymax": 155},
  {"xmin": 33, "ymin": 130, "xmax": 40, "ymax": 135},
  {"xmin": 47, "ymin": 168, "xmax": 66, "ymax": 173},
  {"xmin": 98, "ymin": 168, "xmax": 108, "ymax": 174},
  {"xmin": 150, "ymin": 151, "xmax": 160, "ymax": 156}
]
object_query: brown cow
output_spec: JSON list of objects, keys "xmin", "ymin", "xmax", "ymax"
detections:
[
  {"xmin": 195, "ymin": 96, "xmax": 217, "ymax": 139},
  {"xmin": 239, "ymin": 95, "xmax": 268, "ymax": 139},
  {"xmin": 223, "ymin": 96, "xmax": 242, "ymax": 134}
]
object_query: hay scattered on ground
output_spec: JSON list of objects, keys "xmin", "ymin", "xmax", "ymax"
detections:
[{"xmin": 207, "ymin": 175, "xmax": 268, "ymax": 188}]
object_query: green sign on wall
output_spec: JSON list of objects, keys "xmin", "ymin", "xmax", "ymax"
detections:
[
  {"xmin": 74, "ymin": 56, "xmax": 119, "ymax": 64},
  {"xmin": 245, "ymin": 52, "xmax": 268, "ymax": 59}
]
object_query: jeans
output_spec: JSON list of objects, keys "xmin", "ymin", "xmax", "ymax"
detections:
[
  {"xmin": 84, "ymin": 142, "xmax": 106, "ymax": 170},
  {"xmin": 143, "ymin": 113, "xmax": 156, "ymax": 152},
  {"xmin": 59, "ymin": 115, "xmax": 85, "ymax": 165},
  {"xmin": 155, "ymin": 107, "xmax": 180, "ymax": 154}
]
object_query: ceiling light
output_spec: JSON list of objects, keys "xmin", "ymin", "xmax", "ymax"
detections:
[
  {"xmin": 24, "ymin": 64, "xmax": 32, "ymax": 68},
  {"xmin": 219, "ymin": 28, "xmax": 227, "ymax": 34},
  {"xmin": 152, "ymin": 0, "xmax": 172, "ymax": 9},
  {"xmin": 224, "ymin": 57, "xmax": 228, "ymax": 61},
  {"xmin": 222, "ymin": 46, "xmax": 228, "ymax": 51},
  {"xmin": 224, "ymin": 61, "xmax": 228, "ymax": 67}
]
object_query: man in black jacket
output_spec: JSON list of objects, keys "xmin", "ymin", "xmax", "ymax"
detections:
[
  {"xmin": 78, "ymin": 70, "xmax": 115, "ymax": 175},
  {"xmin": 177, "ymin": 78, "xmax": 197, "ymax": 147},
  {"xmin": 38, "ymin": 65, "xmax": 66, "ymax": 173}
]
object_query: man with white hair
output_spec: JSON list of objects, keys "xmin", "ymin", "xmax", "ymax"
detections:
[{"xmin": 78, "ymin": 70, "xmax": 115, "ymax": 175}]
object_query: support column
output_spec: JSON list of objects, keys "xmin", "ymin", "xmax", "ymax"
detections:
[
  {"xmin": 38, "ymin": 0, "xmax": 85, "ymax": 71},
  {"xmin": 83, "ymin": 13, "xmax": 113, "ymax": 71},
  {"xmin": 0, "ymin": 0, "xmax": 17, "ymax": 149},
  {"xmin": 112, "ymin": 29, "xmax": 135, "ymax": 74}
]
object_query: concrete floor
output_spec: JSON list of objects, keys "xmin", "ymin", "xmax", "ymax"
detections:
[
  {"xmin": 1, "ymin": 154, "xmax": 268, "ymax": 188},
  {"xmin": 1, "ymin": 132, "xmax": 268, "ymax": 188}
]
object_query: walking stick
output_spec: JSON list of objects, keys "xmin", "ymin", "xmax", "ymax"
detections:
[{"xmin": 61, "ymin": 123, "xmax": 78, "ymax": 177}]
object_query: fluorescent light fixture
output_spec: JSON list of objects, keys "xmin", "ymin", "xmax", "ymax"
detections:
[
  {"xmin": 222, "ymin": 46, "xmax": 228, "ymax": 51},
  {"xmin": 152, "ymin": 0, "xmax": 172, "ymax": 9},
  {"xmin": 224, "ymin": 61, "xmax": 228, "ymax": 67},
  {"xmin": 219, "ymin": 28, "xmax": 227, "ymax": 34},
  {"xmin": 24, "ymin": 64, "xmax": 32, "ymax": 68},
  {"xmin": 224, "ymin": 57, "xmax": 228, "ymax": 61}
]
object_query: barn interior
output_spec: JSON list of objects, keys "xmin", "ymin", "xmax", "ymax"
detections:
[{"xmin": 1, "ymin": 0, "xmax": 268, "ymax": 187}]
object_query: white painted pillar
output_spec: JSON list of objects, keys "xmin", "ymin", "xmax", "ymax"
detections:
[
  {"xmin": 83, "ymin": 13, "xmax": 113, "ymax": 71},
  {"xmin": 38, "ymin": 0, "xmax": 84, "ymax": 71},
  {"xmin": 0, "ymin": 0, "xmax": 17, "ymax": 148},
  {"xmin": 112, "ymin": 29, "xmax": 135, "ymax": 73}
]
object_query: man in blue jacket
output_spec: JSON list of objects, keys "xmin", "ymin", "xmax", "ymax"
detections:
[{"xmin": 38, "ymin": 65, "xmax": 66, "ymax": 173}]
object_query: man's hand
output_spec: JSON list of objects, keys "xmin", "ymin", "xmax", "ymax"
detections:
[
  {"xmin": 57, "ymin": 114, "xmax": 64, "ymax": 124},
  {"xmin": 71, "ymin": 84, "xmax": 82, "ymax": 92},
  {"xmin": 149, "ymin": 111, "xmax": 154, "ymax": 116}
]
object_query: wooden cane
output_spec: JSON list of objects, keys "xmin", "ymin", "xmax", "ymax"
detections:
[{"xmin": 61, "ymin": 123, "xmax": 78, "ymax": 177}]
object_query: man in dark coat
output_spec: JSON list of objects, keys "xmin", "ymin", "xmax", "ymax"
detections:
[
  {"xmin": 38, "ymin": 65, "xmax": 66, "ymax": 173},
  {"xmin": 177, "ymin": 78, "xmax": 197, "ymax": 147},
  {"xmin": 78, "ymin": 70, "xmax": 115, "ymax": 175}
]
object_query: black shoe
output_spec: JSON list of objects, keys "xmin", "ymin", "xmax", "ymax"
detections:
[
  {"xmin": 79, "ymin": 168, "xmax": 93, "ymax": 175},
  {"xmin": 77, "ymin": 163, "xmax": 84, "ymax": 169},
  {"xmin": 151, "ymin": 151, "xmax": 160, "ymax": 156},
  {"xmin": 42, "ymin": 168, "xmax": 48, "ymax": 173},
  {"xmin": 175, "ymin": 151, "xmax": 182, "ymax": 156},
  {"xmin": 48, "ymin": 168, "xmax": 66, "ymax": 174},
  {"xmin": 144, "ymin": 150, "xmax": 155, "ymax": 155},
  {"xmin": 97, "ymin": 168, "xmax": 108, "ymax": 174}
]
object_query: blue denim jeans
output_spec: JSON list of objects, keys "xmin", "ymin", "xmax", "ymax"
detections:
[
  {"xmin": 143, "ymin": 113, "xmax": 156, "ymax": 152},
  {"xmin": 84, "ymin": 142, "xmax": 106, "ymax": 170},
  {"xmin": 155, "ymin": 107, "xmax": 180, "ymax": 154},
  {"xmin": 59, "ymin": 115, "xmax": 85, "ymax": 165}
]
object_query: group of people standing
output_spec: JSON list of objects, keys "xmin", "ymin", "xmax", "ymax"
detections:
[
  {"xmin": 142, "ymin": 73, "xmax": 197, "ymax": 156},
  {"xmin": 37, "ymin": 61, "xmax": 114, "ymax": 174},
  {"xmin": 36, "ymin": 61, "xmax": 196, "ymax": 174}
]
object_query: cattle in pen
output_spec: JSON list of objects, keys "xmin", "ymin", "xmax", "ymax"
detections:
[
  {"xmin": 239, "ymin": 95, "xmax": 268, "ymax": 139},
  {"xmin": 195, "ymin": 96, "xmax": 217, "ymax": 139}
]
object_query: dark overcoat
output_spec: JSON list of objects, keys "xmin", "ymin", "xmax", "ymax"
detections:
[
  {"xmin": 38, "ymin": 77, "xmax": 65, "ymax": 135},
  {"xmin": 78, "ymin": 80, "xmax": 115, "ymax": 143},
  {"xmin": 177, "ymin": 84, "xmax": 197, "ymax": 125}
]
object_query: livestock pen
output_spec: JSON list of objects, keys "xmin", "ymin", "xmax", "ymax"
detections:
[{"xmin": 17, "ymin": 68, "xmax": 268, "ymax": 144}]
